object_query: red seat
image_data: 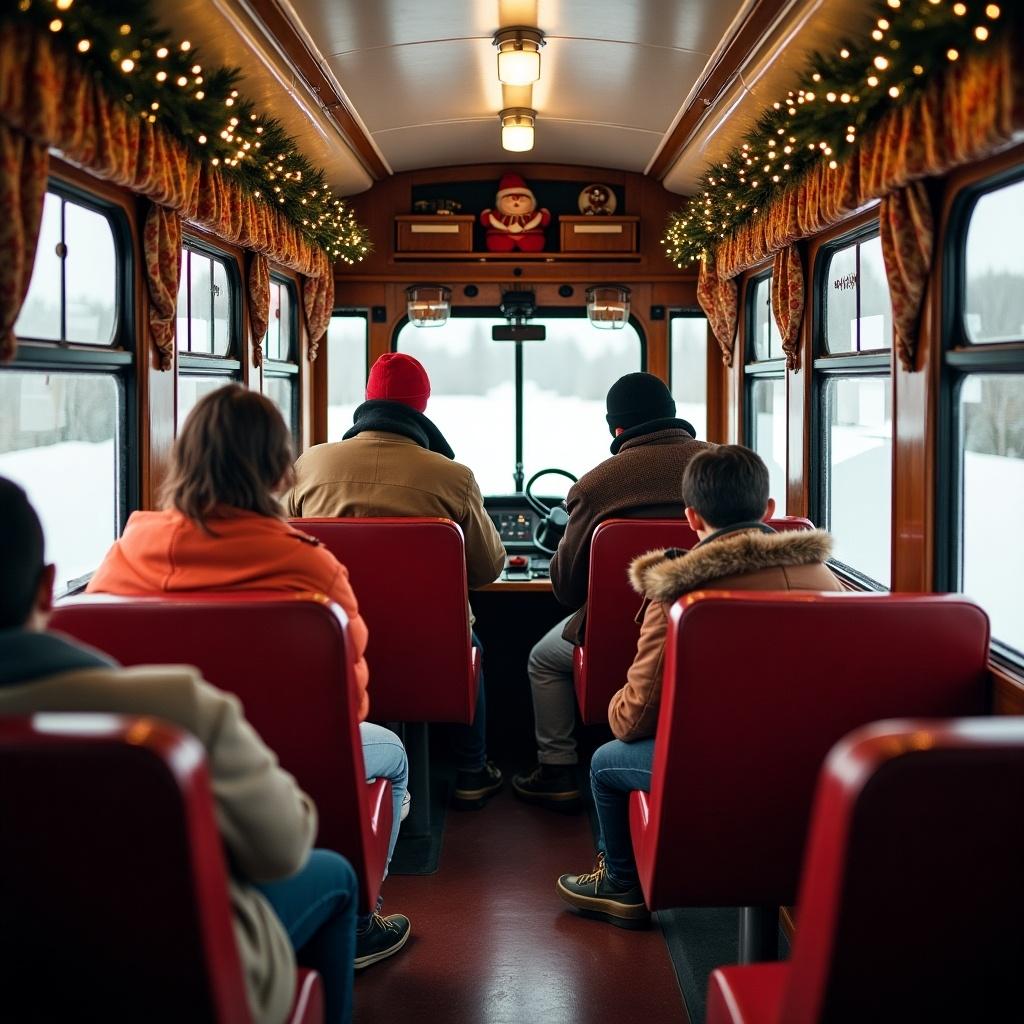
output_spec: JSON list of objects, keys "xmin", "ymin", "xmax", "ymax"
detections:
[
  {"xmin": 629, "ymin": 592, "xmax": 990, "ymax": 921},
  {"xmin": 50, "ymin": 592, "xmax": 390, "ymax": 914},
  {"xmin": 0, "ymin": 713, "xmax": 323, "ymax": 1023},
  {"xmin": 707, "ymin": 717, "xmax": 1024, "ymax": 1023},
  {"xmin": 574, "ymin": 517, "xmax": 813, "ymax": 724},
  {"xmin": 291, "ymin": 518, "xmax": 479, "ymax": 724}
]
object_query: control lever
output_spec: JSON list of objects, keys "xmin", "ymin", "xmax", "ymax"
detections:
[{"xmin": 505, "ymin": 554, "xmax": 531, "ymax": 580}]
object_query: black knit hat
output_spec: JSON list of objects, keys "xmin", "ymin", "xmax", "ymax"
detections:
[{"xmin": 605, "ymin": 372, "xmax": 676, "ymax": 435}]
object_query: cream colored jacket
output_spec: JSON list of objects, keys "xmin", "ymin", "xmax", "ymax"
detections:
[{"xmin": 0, "ymin": 659, "xmax": 316, "ymax": 1024}]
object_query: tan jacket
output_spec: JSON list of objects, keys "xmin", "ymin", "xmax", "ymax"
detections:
[
  {"xmin": 286, "ymin": 431, "xmax": 505, "ymax": 589},
  {"xmin": 608, "ymin": 526, "xmax": 843, "ymax": 742},
  {"xmin": 0, "ymin": 654, "xmax": 316, "ymax": 1024}
]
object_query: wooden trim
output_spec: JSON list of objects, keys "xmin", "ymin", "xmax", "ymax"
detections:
[
  {"xmin": 780, "ymin": 906, "xmax": 796, "ymax": 943},
  {"xmin": 648, "ymin": 0, "xmax": 792, "ymax": 180},
  {"xmin": 993, "ymin": 664, "xmax": 1024, "ymax": 716},
  {"xmin": 244, "ymin": 0, "xmax": 389, "ymax": 180},
  {"xmin": 478, "ymin": 579, "xmax": 553, "ymax": 592}
]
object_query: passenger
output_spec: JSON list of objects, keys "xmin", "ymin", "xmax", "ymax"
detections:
[
  {"xmin": 86, "ymin": 386, "xmax": 411, "ymax": 969},
  {"xmin": 513, "ymin": 372, "xmax": 711, "ymax": 808},
  {"xmin": 286, "ymin": 352, "xmax": 506, "ymax": 808},
  {"xmin": 556, "ymin": 446, "xmax": 843, "ymax": 926},
  {"xmin": 0, "ymin": 477, "xmax": 358, "ymax": 1024}
]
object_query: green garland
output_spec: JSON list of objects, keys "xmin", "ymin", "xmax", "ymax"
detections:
[
  {"xmin": 663, "ymin": 0, "xmax": 1018, "ymax": 268},
  {"xmin": 8, "ymin": 0, "xmax": 370, "ymax": 264}
]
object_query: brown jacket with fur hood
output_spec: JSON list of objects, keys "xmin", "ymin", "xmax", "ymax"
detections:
[{"xmin": 608, "ymin": 525, "xmax": 843, "ymax": 742}]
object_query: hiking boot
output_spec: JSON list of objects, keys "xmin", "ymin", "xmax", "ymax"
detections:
[
  {"xmin": 557, "ymin": 854, "xmax": 650, "ymax": 929},
  {"xmin": 453, "ymin": 760, "xmax": 503, "ymax": 809},
  {"xmin": 512, "ymin": 763, "xmax": 582, "ymax": 811},
  {"xmin": 354, "ymin": 912, "xmax": 411, "ymax": 969}
]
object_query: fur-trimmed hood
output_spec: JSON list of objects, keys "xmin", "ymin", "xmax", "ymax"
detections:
[{"xmin": 629, "ymin": 528, "xmax": 834, "ymax": 602}]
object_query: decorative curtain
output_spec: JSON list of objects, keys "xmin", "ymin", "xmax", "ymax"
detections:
[
  {"xmin": 0, "ymin": 123, "xmax": 47, "ymax": 362},
  {"xmin": 0, "ymin": 23, "xmax": 334, "ymax": 364},
  {"xmin": 248, "ymin": 253, "xmax": 270, "ymax": 369},
  {"xmin": 710, "ymin": 35, "xmax": 1022, "ymax": 282},
  {"xmin": 302, "ymin": 250, "xmax": 335, "ymax": 363},
  {"xmin": 697, "ymin": 260, "xmax": 739, "ymax": 366},
  {"xmin": 879, "ymin": 182, "xmax": 935, "ymax": 372},
  {"xmin": 771, "ymin": 245, "xmax": 805, "ymax": 371},
  {"xmin": 143, "ymin": 205, "xmax": 182, "ymax": 372}
]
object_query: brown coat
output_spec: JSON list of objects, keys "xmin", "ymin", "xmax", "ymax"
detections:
[
  {"xmin": 286, "ymin": 432, "xmax": 505, "ymax": 590},
  {"xmin": 550, "ymin": 427, "xmax": 713, "ymax": 643},
  {"xmin": 608, "ymin": 527, "xmax": 843, "ymax": 742},
  {"xmin": 0, "ymin": 653, "xmax": 316, "ymax": 1024}
]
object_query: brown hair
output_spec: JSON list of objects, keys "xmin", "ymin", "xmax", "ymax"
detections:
[
  {"xmin": 164, "ymin": 384, "xmax": 295, "ymax": 530},
  {"xmin": 681, "ymin": 444, "xmax": 769, "ymax": 528}
]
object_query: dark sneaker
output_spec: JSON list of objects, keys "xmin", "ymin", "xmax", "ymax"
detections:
[
  {"xmin": 557, "ymin": 854, "xmax": 650, "ymax": 929},
  {"xmin": 354, "ymin": 912, "xmax": 411, "ymax": 969},
  {"xmin": 512, "ymin": 763, "xmax": 582, "ymax": 811},
  {"xmin": 453, "ymin": 760, "xmax": 503, "ymax": 809}
]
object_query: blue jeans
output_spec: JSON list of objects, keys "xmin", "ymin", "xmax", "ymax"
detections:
[
  {"xmin": 452, "ymin": 631, "xmax": 487, "ymax": 772},
  {"xmin": 358, "ymin": 722, "xmax": 408, "ymax": 930},
  {"xmin": 591, "ymin": 737, "xmax": 655, "ymax": 888},
  {"xmin": 257, "ymin": 849, "xmax": 358, "ymax": 1024}
]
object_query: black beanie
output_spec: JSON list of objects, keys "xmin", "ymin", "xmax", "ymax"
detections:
[{"xmin": 605, "ymin": 373, "xmax": 676, "ymax": 435}]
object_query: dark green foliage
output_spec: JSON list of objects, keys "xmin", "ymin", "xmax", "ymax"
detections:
[{"xmin": 8, "ymin": 0, "xmax": 370, "ymax": 263}]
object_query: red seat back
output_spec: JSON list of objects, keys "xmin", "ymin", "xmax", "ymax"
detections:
[
  {"xmin": 291, "ymin": 518, "xmax": 476, "ymax": 723},
  {"xmin": 635, "ymin": 592, "xmax": 990, "ymax": 909},
  {"xmin": 575, "ymin": 517, "xmax": 813, "ymax": 724},
  {"xmin": 0, "ymin": 714, "xmax": 251, "ymax": 1023},
  {"xmin": 50, "ymin": 593, "xmax": 387, "ymax": 912},
  {"xmin": 783, "ymin": 718, "xmax": 1024, "ymax": 1022}
]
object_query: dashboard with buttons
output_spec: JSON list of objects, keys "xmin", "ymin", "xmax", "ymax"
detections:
[{"xmin": 485, "ymin": 496, "xmax": 557, "ymax": 582}]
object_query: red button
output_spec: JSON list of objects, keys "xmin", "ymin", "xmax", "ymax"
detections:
[{"xmin": 508, "ymin": 555, "xmax": 527, "ymax": 567}]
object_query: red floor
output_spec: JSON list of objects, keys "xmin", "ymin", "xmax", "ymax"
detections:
[{"xmin": 354, "ymin": 787, "xmax": 688, "ymax": 1024}]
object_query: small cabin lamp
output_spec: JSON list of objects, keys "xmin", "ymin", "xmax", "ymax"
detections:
[
  {"xmin": 494, "ymin": 27, "xmax": 544, "ymax": 86},
  {"xmin": 586, "ymin": 285, "xmax": 631, "ymax": 329},
  {"xmin": 499, "ymin": 108, "xmax": 536, "ymax": 153},
  {"xmin": 405, "ymin": 285, "xmax": 452, "ymax": 327}
]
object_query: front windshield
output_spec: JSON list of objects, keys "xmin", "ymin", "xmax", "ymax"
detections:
[{"xmin": 396, "ymin": 316, "xmax": 642, "ymax": 495}]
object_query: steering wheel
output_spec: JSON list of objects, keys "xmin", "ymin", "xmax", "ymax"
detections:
[{"xmin": 524, "ymin": 468, "xmax": 578, "ymax": 555}]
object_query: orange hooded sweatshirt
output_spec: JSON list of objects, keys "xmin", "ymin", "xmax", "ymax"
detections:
[{"xmin": 87, "ymin": 508, "xmax": 370, "ymax": 721}]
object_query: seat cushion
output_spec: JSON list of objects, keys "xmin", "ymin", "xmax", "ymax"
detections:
[
  {"xmin": 706, "ymin": 963, "xmax": 788, "ymax": 1024},
  {"xmin": 287, "ymin": 968, "xmax": 324, "ymax": 1024}
]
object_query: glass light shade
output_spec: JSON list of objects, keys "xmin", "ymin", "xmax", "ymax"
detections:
[
  {"xmin": 586, "ymin": 286, "xmax": 631, "ymax": 329},
  {"xmin": 497, "ymin": 43, "xmax": 541, "ymax": 86},
  {"xmin": 406, "ymin": 285, "xmax": 451, "ymax": 327},
  {"xmin": 500, "ymin": 109, "xmax": 535, "ymax": 153}
]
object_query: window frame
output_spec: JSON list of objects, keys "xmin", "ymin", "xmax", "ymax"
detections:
[
  {"xmin": 2, "ymin": 176, "xmax": 137, "ymax": 587},
  {"xmin": 262, "ymin": 274, "xmax": 301, "ymax": 438},
  {"xmin": 811, "ymin": 222, "xmax": 894, "ymax": 592},
  {"xmin": 939, "ymin": 164, "xmax": 1024, "ymax": 665},
  {"xmin": 392, "ymin": 307, "xmax": 647, "ymax": 494},
  {"xmin": 743, "ymin": 270, "xmax": 786, "ymax": 461},
  {"xmin": 176, "ymin": 238, "xmax": 242, "ymax": 363}
]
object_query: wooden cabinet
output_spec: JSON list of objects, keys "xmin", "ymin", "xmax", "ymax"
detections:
[
  {"xmin": 396, "ymin": 214, "xmax": 474, "ymax": 253},
  {"xmin": 559, "ymin": 215, "xmax": 638, "ymax": 253}
]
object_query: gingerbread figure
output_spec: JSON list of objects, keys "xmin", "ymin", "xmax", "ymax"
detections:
[{"xmin": 480, "ymin": 173, "xmax": 551, "ymax": 252}]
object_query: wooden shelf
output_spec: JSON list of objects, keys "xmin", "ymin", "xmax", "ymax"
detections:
[{"xmin": 391, "ymin": 251, "xmax": 643, "ymax": 262}]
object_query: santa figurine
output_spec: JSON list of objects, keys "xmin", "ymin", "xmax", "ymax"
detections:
[{"xmin": 480, "ymin": 173, "xmax": 551, "ymax": 252}]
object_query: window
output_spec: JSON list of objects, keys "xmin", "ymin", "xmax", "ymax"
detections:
[
  {"xmin": 176, "ymin": 246, "xmax": 233, "ymax": 355},
  {"xmin": 2, "ymin": 183, "xmax": 132, "ymax": 595},
  {"xmin": 670, "ymin": 314, "xmax": 708, "ymax": 441},
  {"xmin": 823, "ymin": 234, "xmax": 893, "ymax": 353},
  {"xmin": 176, "ymin": 242, "xmax": 240, "ymax": 430},
  {"xmin": 745, "ymin": 272, "xmax": 786, "ymax": 505},
  {"xmin": 262, "ymin": 277, "xmax": 299, "ymax": 437},
  {"xmin": 15, "ymin": 190, "xmax": 118, "ymax": 346},
  {"xmin": 815, "ymin": 226, "xmax": 894, "ymax": 588},
  {"xmin": 396, "ymin": 315, "xmax": 643, "ymax": 495},
  {"xmin": 946, "ymin": 172, "xmax": 1024, "ymax": 658},
  {"xmin": 327, "ymin": 313, "xmax": 369, "ymax": 441}
]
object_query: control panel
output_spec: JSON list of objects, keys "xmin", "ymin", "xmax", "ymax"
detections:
[
  {"xmin": 486, "ymin": 496, "xmax": 556, "ymax": 581},
  {"xmin": 493, "ymin": 510, "xmax": 536, "ymax": 544}
]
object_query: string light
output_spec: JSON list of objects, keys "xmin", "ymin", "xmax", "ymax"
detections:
[
  {"xmin": 48, "ymin": 18, "xmax": 62, "ymax": 31},
  {"xmin": 76, "ymin": 38, "xmax": 90, "ymax": 52},
  {"xmin": 120, "ymin": 58, "xmax": 134, "ymax": 72}
]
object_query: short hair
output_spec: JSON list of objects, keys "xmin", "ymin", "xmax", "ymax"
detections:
[
  {"xmin": 0, "ymin": 477, "xmax": 46, "ymax": 629},
  {"xmin": 164, "ymin": 384, "xmax": 295, "ymax": 531},
  {"xmin": 681, "ymin": 445, "xmax": 770, "ymax": 528}
]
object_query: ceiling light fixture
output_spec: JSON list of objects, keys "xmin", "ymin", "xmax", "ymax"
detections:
[
  {"xmin": 405, "ymin": 285, "xmax": 451, "ymax": 327},
  {"xmin": 586, "ymin": 285, "xmax": 631, "ymax": 329},
  {"xmin": 500, "ymin": 107, "xmax": 536, "ymax": 152},
  {"xmin": 494, "ymin": 27, "xmax": 545, "ymax": 86}
]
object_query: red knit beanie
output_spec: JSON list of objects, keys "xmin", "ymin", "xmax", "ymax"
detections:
[{"xmin": 366, "ymin": 353, "xmax": 430, "ymax": 412}]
